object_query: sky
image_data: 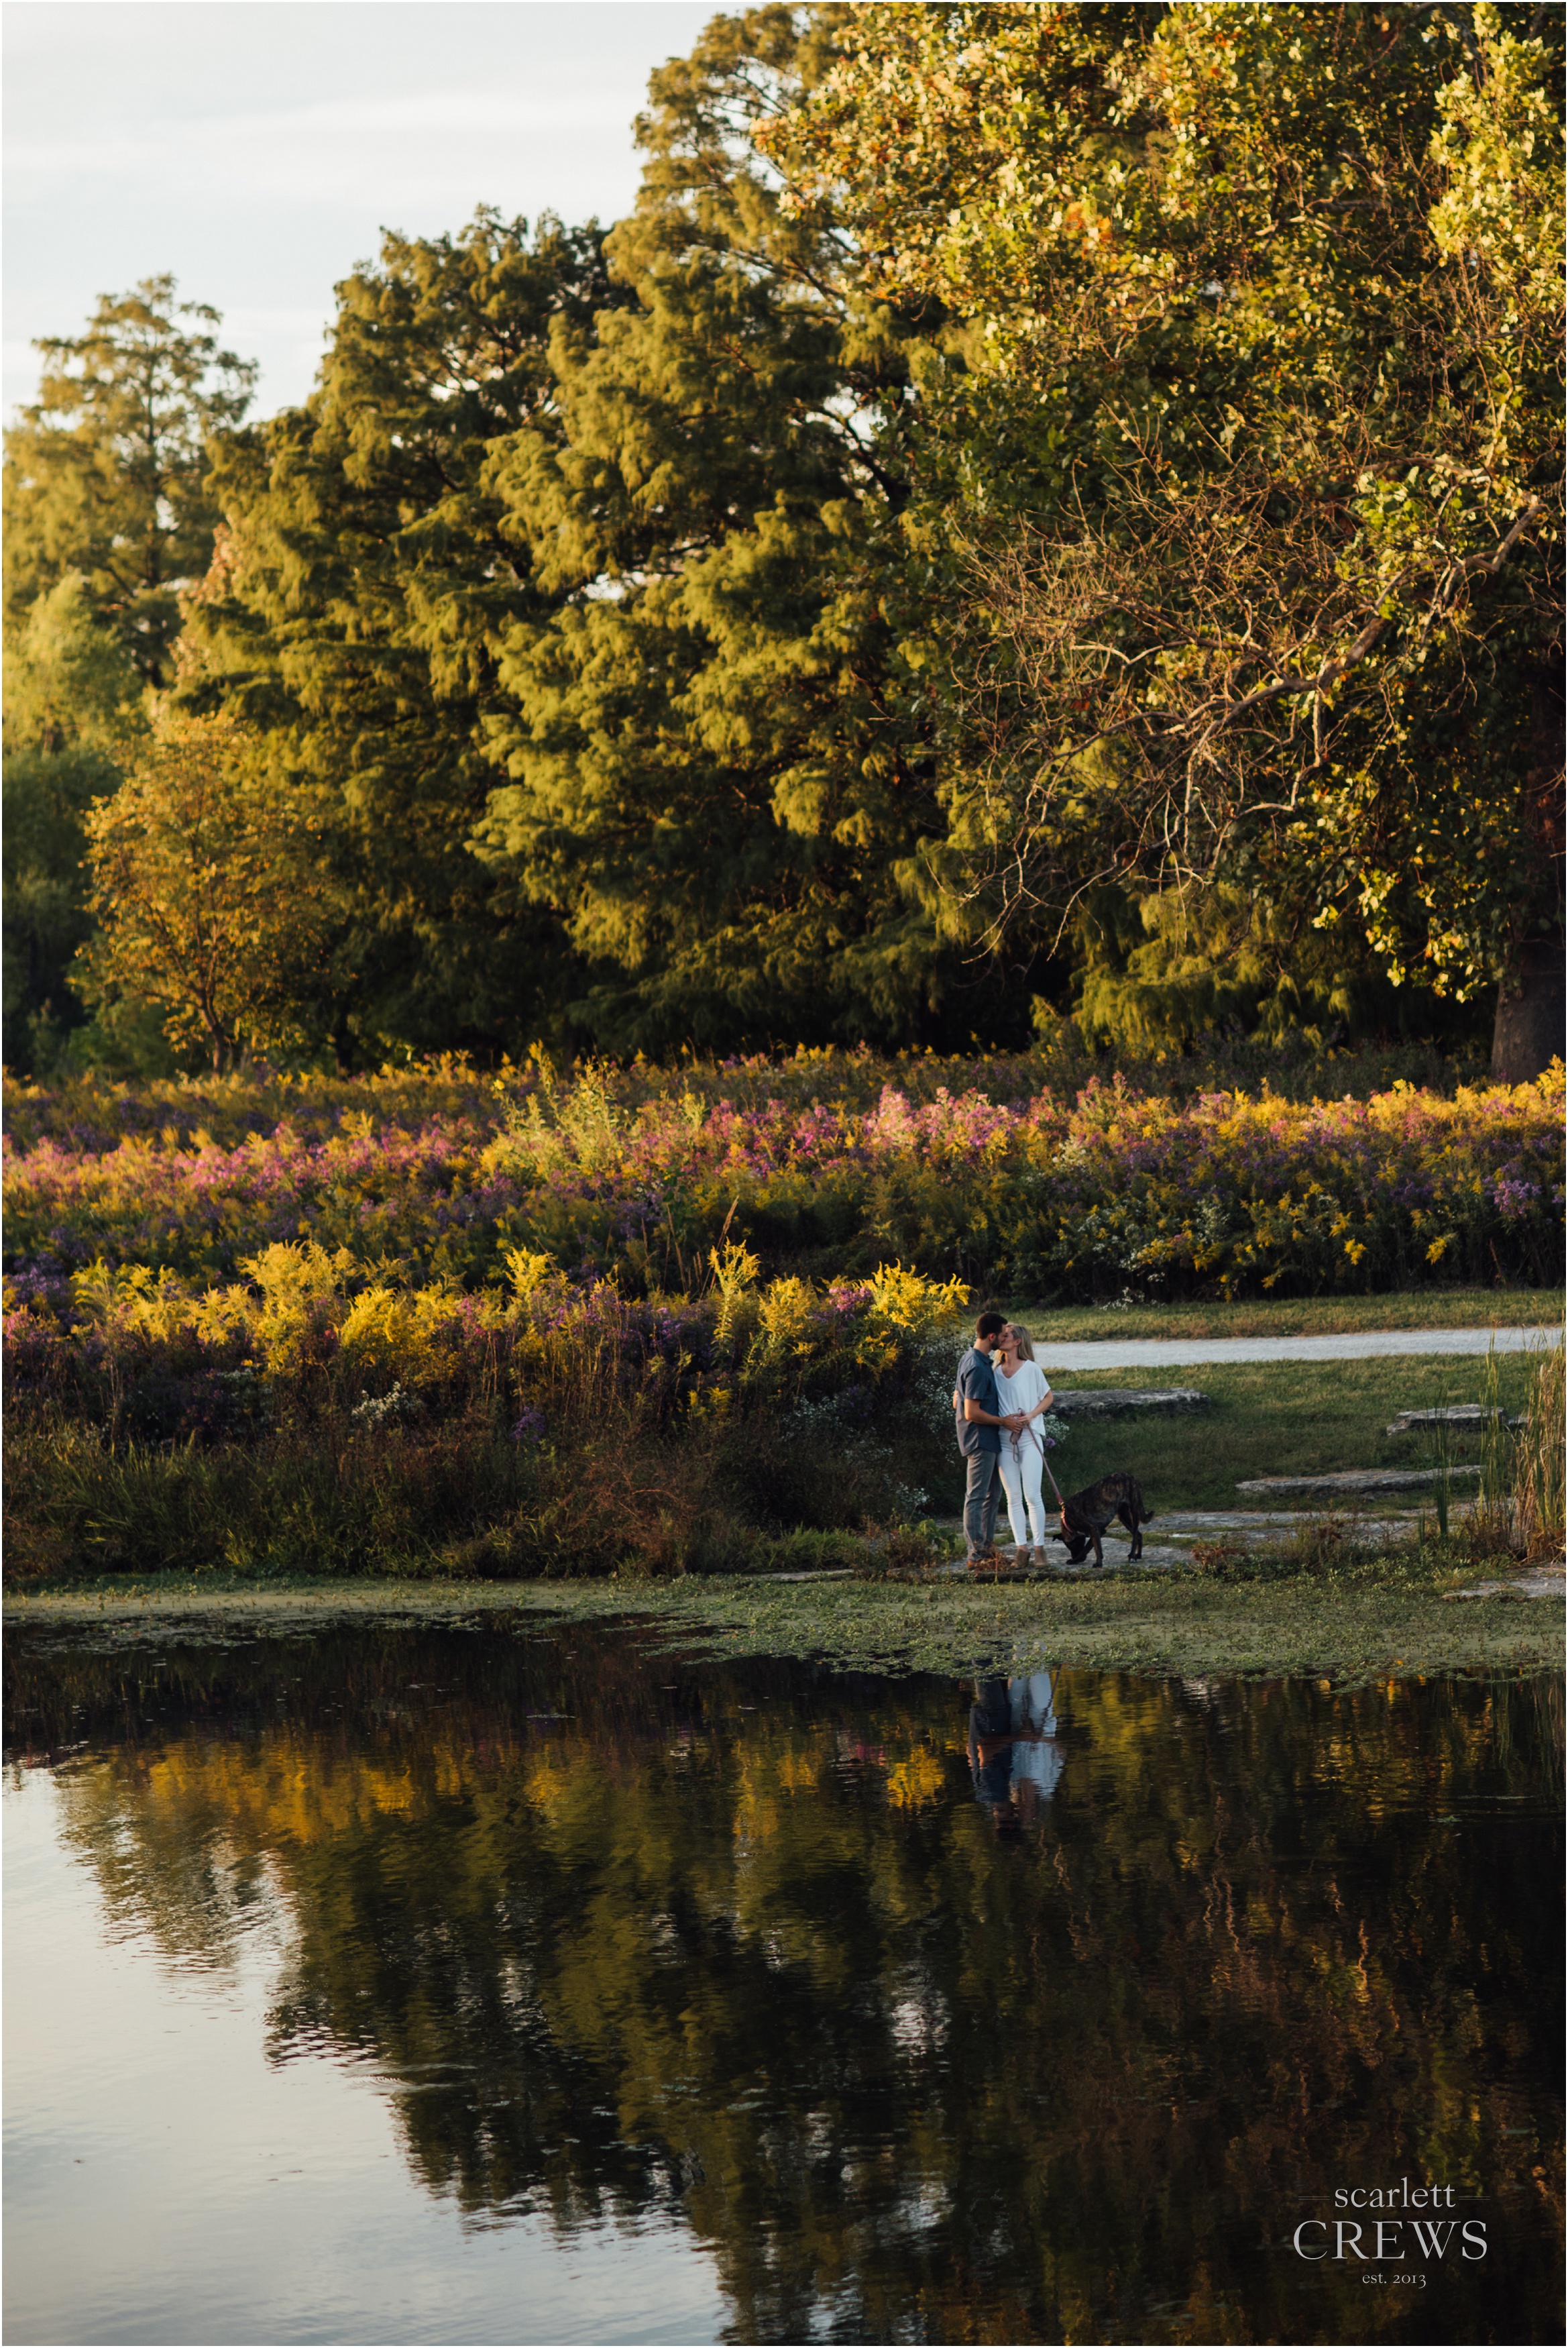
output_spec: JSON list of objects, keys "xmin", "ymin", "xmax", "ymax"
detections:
[{"xmin": 3, "ymin": 0, "xmax": 728, "ymax": 423}]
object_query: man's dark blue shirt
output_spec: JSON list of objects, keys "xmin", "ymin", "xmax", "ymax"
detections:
[{"xmin": 954, "ymin": 1344, "xmax": 1001, "ymax": 1456}]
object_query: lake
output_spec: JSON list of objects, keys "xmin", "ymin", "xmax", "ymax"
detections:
[{"xmin": 4, "ymin": 1617, "xmax": 1561, "ymax": 2345}]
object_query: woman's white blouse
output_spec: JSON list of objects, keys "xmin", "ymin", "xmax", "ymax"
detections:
[{"xmin": 994, "ymin": 1360, "xmax": 1051, "ymax": 1418}]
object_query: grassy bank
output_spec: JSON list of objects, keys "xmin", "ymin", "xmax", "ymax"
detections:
[
  {"xmin": 7, "ymin": 1329, "xmax": 1558, "ymax": 1584},
  {"xmin": 7, "ymin": 1556, "xmax": 1561, "ymax": 1682}
]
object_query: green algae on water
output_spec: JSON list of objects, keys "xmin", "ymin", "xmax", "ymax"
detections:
[{"xmin": 7, "ymin": 1564, "xmax": 1561, "ymax": 1683}]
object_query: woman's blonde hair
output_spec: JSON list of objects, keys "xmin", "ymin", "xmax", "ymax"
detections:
[{"xmin": 1008, "ymin": 1324, "xmax": 1035, "ymax": 1362}]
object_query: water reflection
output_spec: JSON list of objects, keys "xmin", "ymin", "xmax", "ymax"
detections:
[
  {"xmin": 968, "ymin": 1671, "xmax": 1065, "ymax": 1832},
  {"xmin": 5, "ymin": 1625, "xmax": 1563, "ymax": 2345}
]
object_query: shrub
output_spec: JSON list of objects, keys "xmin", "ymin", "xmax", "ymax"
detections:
[{"xmin": 1, "ymin": 1246, "xmax": 964, "ymax": 1584}]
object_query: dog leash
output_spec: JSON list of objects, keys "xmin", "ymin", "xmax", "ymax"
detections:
[{"xmin": 1011, "ymin": 1416, "xmax": 1069, "ymax": 1513}]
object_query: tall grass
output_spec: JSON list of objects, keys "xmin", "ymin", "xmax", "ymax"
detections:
[
  {"xmin": 1423, "ymin": 1400, "xmax": 1457, "ymax": 1543},
  {"xmin": 1, "ymin": 1403, "xmax": 906, "ymax": 1585},
  {"xmin": 1516, "ymin": 1341, "xmax": 1566, "ymax": 1562}
]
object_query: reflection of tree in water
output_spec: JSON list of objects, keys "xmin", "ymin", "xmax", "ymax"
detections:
[{"xmin": 11, "ymin": 1629, "xmax": 1562, "ymax": 2345}]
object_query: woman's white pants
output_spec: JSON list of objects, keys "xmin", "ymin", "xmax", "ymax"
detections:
[{"xmin": 999, "ymin": 1434, "xmax": 1050, "ymax": 1546}]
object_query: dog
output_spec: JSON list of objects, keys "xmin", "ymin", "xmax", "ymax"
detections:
[{"xmin": 1052, "ymin": 1470, "xmax": 1154, "ymax": 1567}]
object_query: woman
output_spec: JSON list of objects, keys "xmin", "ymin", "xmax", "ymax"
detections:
[{"xmin": 993, "ymin": 1323, "xmax": 1055, "ymax": 1563}]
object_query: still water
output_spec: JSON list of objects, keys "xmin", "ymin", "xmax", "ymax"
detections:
[{"xmin": 4, "ymin": 1620, "xmax": 1561, "ymax": 2346}]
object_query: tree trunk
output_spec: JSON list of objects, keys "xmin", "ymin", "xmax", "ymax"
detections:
[{"xmin": 1491, "ymin": 935, "xmax": 1565, "ymax": 1083}]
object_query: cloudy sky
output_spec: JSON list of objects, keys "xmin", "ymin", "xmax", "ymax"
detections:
[{"xmin": 4, "ymin": 0, "xmax": 726, "ymax": 421}]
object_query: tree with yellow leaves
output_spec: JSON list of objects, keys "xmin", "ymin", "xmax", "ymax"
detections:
[
  {"xmin": 76, "ymin": 710, "xmax": 337, "ymax": 1070},
  {"xmin": 765, "ymin": 1, "xmax": 1565, "ymax": 1073}
]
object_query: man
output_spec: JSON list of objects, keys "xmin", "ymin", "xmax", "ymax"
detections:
[{"xmin": 954, "ymin": 1312, "xmax": 1024, "ymax": 1570}]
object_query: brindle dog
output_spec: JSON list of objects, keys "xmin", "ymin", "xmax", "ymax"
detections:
[{"xmin": 1052, "ymin": 1470, "xmax": 1154, "ymax": 1567}]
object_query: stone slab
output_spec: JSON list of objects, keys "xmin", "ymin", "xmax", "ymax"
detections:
[
  {"xmin": 1049, "ymin": 1387, "xmax": 1209, "ymax": 1418},
  {"xmin": 1237, "ymin": 1466, "xmax": 1481, "ymax": 1498},
  {"xmin": 1163, "ymin": 1513, "xmax": 1418, "ymax": 1547},
  {"xmin": 761, "ymin": 1570, "xmax": 854, "ymax": 1583},
  {"xmin": 1158, "ymin": 1508, "xmax": 1418, "ymax": 1533},
  {"xmin": 1386, "ymin": 1405, "xmax": 1525, "ymax": 1434},
  {"xmin": 1445, "ymin": 1568, "xmax": 1565, "ymax": 1603}
]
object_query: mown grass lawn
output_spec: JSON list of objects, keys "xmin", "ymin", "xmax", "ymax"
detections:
[{"xmin": 923, "ymin": 1350, "xmax": 1544, "ymax": 1516}]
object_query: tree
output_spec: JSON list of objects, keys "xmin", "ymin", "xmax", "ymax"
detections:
[
  {"xmin": 471, "ymin": 5, "xmax": 1031, "ymax": 1052},
  {"xmin": 768, "ymin": 1, "xmax": 1565, "ymax": 1072},
  {"xmin": 2, "ymin": 574, "xmax": 147, "ymax": 1073},
  {"xmin": 186, "ymin": 66, "xmax": 1038, "ymax": 1060},
  {"xmin": 76, "ymin": 710, "xmax": 334, "ymax": 1070},
  {"xmin": 178, "ymin": 213, "xmax": 618, "ymax": 1065},
  {"xmin": 4, "ymin": 276, "xmax": 256, "ymax": 686}
]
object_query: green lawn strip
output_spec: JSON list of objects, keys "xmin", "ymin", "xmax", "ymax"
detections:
[
  {"xmin": 6, "ymin": 1565, "xmax": 1559, "ymax": 1683},
  {"xmin": 984, "ymin": 1287, "xmax": 1561, "ymax": 1344},
  {"xmin": 993, "ymin": 1352, "xmax": 1540, "ymax": 1515}
]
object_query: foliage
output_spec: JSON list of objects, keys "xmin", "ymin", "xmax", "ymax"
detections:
[
  {"xmin": 2, "ymin": 575, "xmax": 152, "ymax": 1075},
  {"xmin": 75, "ymin": 708, "xmax": 336, "ymax": 1070},
  {"xmin": 5, "ymin": 1056, "xmax": 1561, "ymax": 1303},
  {"xmin": 469, "ymin": 5, "xmax": 989, "ymax": 1052},
  {"xmin": 3, "ymin": 745, "xmax": 119, "ymax": 1077},
  {"xmin": 178, "ymin": 213, "xmax": 614, "ymax": 1065},
  {"xmin": 3, "ymin": 570, "xmax": 147, "ymax": 759},
  {"xmin": 171, "ymin": 12, "xmax": 1013, "ymax": 1057},
  {"xmin": 3, "ymin": 1242, "xmax": 961, "ymax": 1579},
  {"xmin": 765, "ymin": 2, "xmax": 1566, "ymax": 1041},
  {"xmin": 16, "ymin": 15, "xmax": 1557, "ymax": 1069},
  {"xmin": 3, "ymin": 276, "xmax": 256, "ymax": 686}
]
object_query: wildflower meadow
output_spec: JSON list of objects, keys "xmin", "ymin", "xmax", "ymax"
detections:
[
  {"xmin": 7, "ymin": 1050, "xmax": 1563, "ymax": 1303},
  {"xmin": 4, "ymin": 1048, "xmax": 1561, "ymax": 1586}
]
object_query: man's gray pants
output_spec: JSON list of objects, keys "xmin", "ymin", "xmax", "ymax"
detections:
[{"xmin": 963, "ymin": 1450, "xmax": 1003, "ymax": 1556}]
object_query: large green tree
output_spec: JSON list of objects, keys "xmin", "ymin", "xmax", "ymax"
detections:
[
  {"xmin": 178, "ymin": 213, "xmax": 616, "ymax": 1064},
  {"xmin": 186, "ymin": 19, "xmax": 1043, "ymax": 1059},
  {"xmin": 470, "ymin": 5, "xmax": 1031, "ymax": 1052},
  {"xmin": 767, "ymin": 1, "xmax": 1565, "ymax": 1073},
  {"xmin": 765, "ymin": 0, "xmax": 1559, "ymax": 1075},
  {"xmin": 3, "ymin": 278, "xmax": 253, "ymax": 1074}
]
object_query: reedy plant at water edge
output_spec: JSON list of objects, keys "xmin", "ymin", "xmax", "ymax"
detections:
[{"xmin": 1516, "ymin": 1340, "xmax": 1565, "ymax": 1562}]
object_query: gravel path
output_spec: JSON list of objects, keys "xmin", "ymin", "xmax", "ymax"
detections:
[{"xmin": 1032, "ymin": 1324, "xmax": 1560, "ymax": 1370}]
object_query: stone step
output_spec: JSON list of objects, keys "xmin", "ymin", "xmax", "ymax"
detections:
[
  {"xmin": 1444, "ymin": 1566, "xmax": 1565, "ymax": 1601},
  {"xmin": 1048, "ymin": 1387, "xmax": 1209, "ymax": 1417},
  {"xmin": 1386, "ymin": 1405, "xmax": 1525, "ymax": 1434},
  {"xmin": 1237, "ymin": 1466, "xmax": 1481, "ymax": 1499}
]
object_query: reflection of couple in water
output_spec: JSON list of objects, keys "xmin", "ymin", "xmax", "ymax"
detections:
[{"xmin": 967, "ymin": 1671, "xmax": 1064, "ymax": 1835}]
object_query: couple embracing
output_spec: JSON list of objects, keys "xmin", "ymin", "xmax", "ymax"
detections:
[{"xmin": 954, "ymin": 1312, "xmax": 1056, "ymax": 1571}]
